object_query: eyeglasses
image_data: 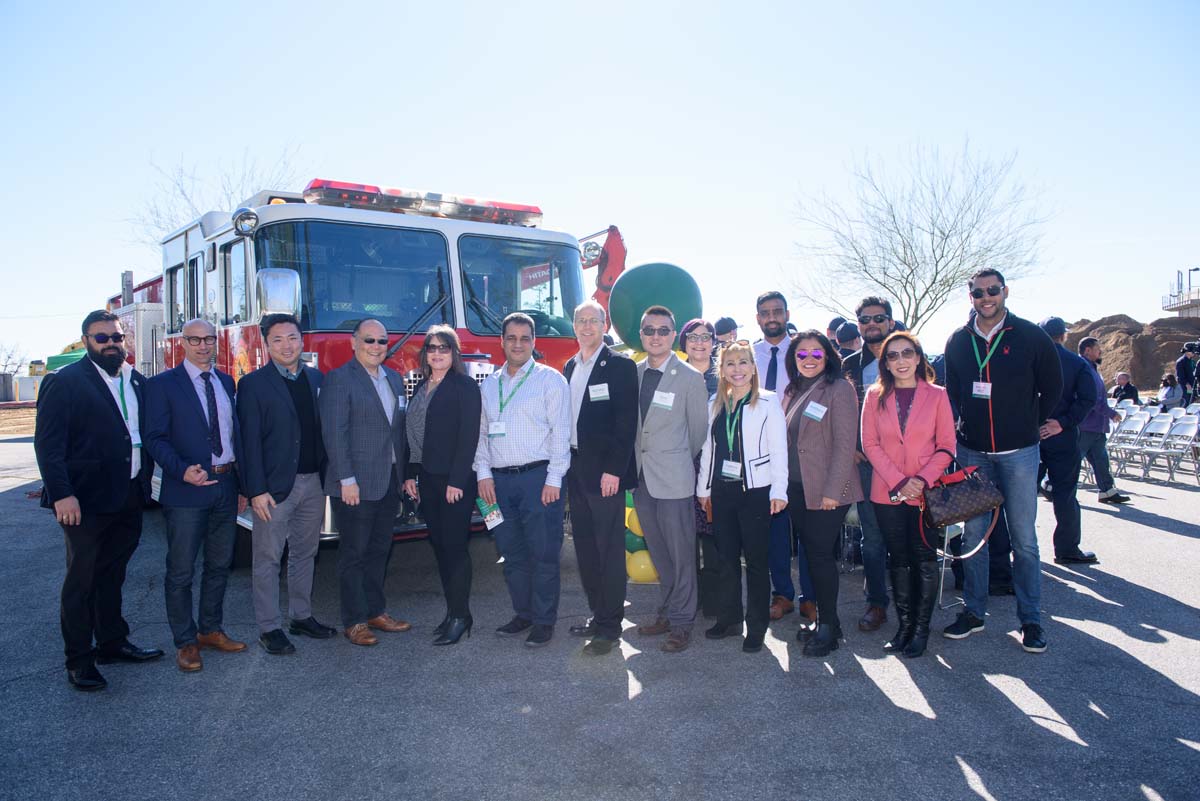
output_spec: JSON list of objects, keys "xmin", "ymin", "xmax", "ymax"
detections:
[
  {"xmin": 574, "ymin": 317, "xmax": 603, "ymax": 328},
  {"xmin": 641, "ymin": 326, "xmax": 674, "ymax": 338},
  {"xmin": 425, "ymin": 344, "xmax": 452, "ymax": 354},
  {"xmin": 970, "ymin": 285, "xmax": 1004, "ymax": 299},
  {"xmin": 885, "ymin": 347, "xmax": 917, "ymax": 362},
  {"xmin": 857, "ymin": 314, "xmax": 890, "ymax": 324},
  {"xmin": 359, "ymin": 336, "xmax": 388, "ymax": 345},
  {"xmin": 685, "ymin": 333, "xmax": 713, "ymax": 343},
  {"xmin": 795, "ymin": 349, "xmax": 825, "ymax": 360},
  {"xmin": 183, "ymin": 335, "xmax": 217, "ymax": 346},
  {"xmin": 719, "ymin": 339, "xmax": 751, "ymax": 348},
  {"xmin": 87, "ymin": 333, "xmax": 125, "ymax": 344}
]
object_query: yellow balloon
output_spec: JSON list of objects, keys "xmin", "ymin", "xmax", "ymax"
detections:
[
  {"xmin": 625, "ymin": 507, "xmax": 643, "ymax": 537},
  {"xmin": 626, "ymin": 550, "xmax": 659, "ymax": 583},
  {"xmin": 629, "ymin": 350, "xmax": 646, "ymax": 362}
]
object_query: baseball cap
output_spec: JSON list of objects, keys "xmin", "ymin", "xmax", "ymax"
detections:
[
  {"xmin": 1039, "ymin": 316, "xmax": 1067, "ymax": 339},
  {"xmin": 828, "ymin": 316, "xmax": 847, "ymax": 333},
  {"xmin": 835, "ymin": 321, "xmax": 861, "ymax": 344},
  {"xmin": 714, "ymin": 317, "xmax": 738, "ymax": 336}
]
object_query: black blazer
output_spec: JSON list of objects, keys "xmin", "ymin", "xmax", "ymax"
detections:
[
  {"xmin": 405, "ymin": 370, "xmax": 481, "ymax": 492},
  {"xmin": 236, "ymin": 362, "xmax": 326, "ymax": 502},
  {"xmin": 35, "ymin": 357, "xmax": 154, "ymax": 513},
  {"xmin": 563, "ymin": 345, "xmax": 638, "ymax": 490}
]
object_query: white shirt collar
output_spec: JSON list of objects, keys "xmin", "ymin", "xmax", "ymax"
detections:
[
  {"xmin": 183, "ymin": 359, "xmax": 214, "ymax": 381},
  {"xmin": 972, "ymin": 312, "xmax": 1007, "ymax": 342}
]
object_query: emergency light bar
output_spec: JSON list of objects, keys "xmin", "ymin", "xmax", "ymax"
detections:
[{"xmin": 303, "ymin": 178, "xmax": 543, "ymax": 227}]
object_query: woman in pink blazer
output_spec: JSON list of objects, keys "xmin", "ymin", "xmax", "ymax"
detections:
[{"xmin": 860, "ymin": 332, "xmax": 956, "ymax": 658}]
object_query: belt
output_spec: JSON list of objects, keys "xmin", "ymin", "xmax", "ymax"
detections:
[
  {"xmin": 491, "ymin": 460, "xmax": 549, "ymax": 475},
  {"xmin": 211, "ymin": 463, "xmax": 236, "ymax": 475}
]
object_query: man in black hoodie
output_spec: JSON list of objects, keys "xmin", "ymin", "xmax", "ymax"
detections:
[{"xmin": 942, "ymin": 269, "xmax": 1062, "ymax": 654}]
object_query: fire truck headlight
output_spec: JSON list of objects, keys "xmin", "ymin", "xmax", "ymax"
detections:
[{"xmin": 233, "ymin": 208, "xmax": 259, "ymax": 236}]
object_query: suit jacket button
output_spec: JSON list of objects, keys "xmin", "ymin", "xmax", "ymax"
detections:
[{"xmin": 125, "ymin": 457, "xmax": 131, "ymax": 462}]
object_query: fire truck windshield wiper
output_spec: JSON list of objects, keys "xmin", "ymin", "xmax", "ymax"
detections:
[
  {"xmin": 384, "ymin": 294, "xmax": 452, "ymax": 360},
  {"xmin": 462, "ymin": 278, "xmax": 507, "ymax": 334}
]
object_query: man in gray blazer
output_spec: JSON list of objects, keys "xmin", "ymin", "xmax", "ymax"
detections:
[
  {"xmin": 320, "ymin": 319, "xmax": 411, "ymax": 646},
  {"xmin": 633, "ymin": 305, "xmax": 709, "ymax": 652}
]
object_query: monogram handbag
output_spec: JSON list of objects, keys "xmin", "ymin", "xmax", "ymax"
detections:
[{"xmin": 919, "ymin": 450, "xmax": 1005, "ymax": 559}]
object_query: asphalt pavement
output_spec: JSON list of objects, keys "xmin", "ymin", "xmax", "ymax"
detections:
[{"xmin": 1, "ymin": 433, "xmax": 1198, "ymax": 801}]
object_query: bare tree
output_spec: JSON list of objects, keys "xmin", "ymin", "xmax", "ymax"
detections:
[
  {"xmin": 0, "ymin": 342, "xmax": 28, "ymax": 376},
  {"xmin": 791, "ymin": 142, "xmax": 1045, "ymax": 333},
  {"xmin": 130, "ymin": 147, "xmax": 303, "ymax": 247}
]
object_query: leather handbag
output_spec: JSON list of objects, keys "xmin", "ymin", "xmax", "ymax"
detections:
[{"xmin": 919, "ymin": 450, "xmax": 1005, "ymax": 559}]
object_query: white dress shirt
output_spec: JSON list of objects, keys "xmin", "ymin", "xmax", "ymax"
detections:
[
  {"xmin": 474, "ymin": 359, "xmax": 572, "ymax": 487},
  {"xmin": 91, "ymin": 358, "xmax": 141, "ymax": 479},
  {"xmin": 753, "ymin": 337, "xmax": 791, "ymax": 405},
  {"xmin": 567, "ymin": 347, "xmax": 601, "ymax": 449},
  {"xmin": 182, "ymin": 359, "xmax": 235, "ymax": 466}
]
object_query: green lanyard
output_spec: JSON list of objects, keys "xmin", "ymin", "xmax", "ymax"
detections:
[
  {"xmin": 724, "ymin": 396, "xmax": 748, "ymax": 453},
  {"xmin": 498, "ymin": 366, "xmax": 533, "ymax": 415},
  {"xmin": 971, "ymin": 329, "xmax": 1006, "ymax": 379},
  {"xmin": 117, "ymin": 372, "xmax": 129, "ymax": 421}
]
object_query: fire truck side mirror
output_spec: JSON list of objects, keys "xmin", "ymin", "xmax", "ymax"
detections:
[{"xmin": 255, "ymin": 268, "xmax": 301, "ymax": 322}]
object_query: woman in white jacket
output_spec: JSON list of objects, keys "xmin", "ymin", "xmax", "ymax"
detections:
[{"xmin": 697, "ymin": 342, "xmax": 789, "ymax": 653}]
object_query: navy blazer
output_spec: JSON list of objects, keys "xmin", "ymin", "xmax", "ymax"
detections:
[
  {"xmin": 404, "ymin": 369, "xmax": 481, "ymax": 492},
  {"xmin": 563, "ymin": 345, "xmax": 639, "ymax": 491},
  {"xmin": 34, "ymin": 357, "xmax": 154, "ymax": 514},
  {"xmin": 236, "ymin": 362, "xmax": 326, "ymax": 502},
  {"xmin": 319, "ymin": 358, "xmax": 408, "ymax": 502},
  {"xmin": 143, "ymin": 363, "xmax": 241, "ymax": 508}
]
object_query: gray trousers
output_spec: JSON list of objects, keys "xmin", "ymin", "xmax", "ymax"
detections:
[
  {"xmin": 633, "ymin": 490, "xmax": 697, "ymax": 630},
  {"xmin": 252, "ymin": 473, "xmax": 325, "ymax": 633}
]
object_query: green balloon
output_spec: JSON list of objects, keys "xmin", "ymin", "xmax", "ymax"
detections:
[
  {"xmin": 608, "ymin": 263, "xmax": 703, "ymax": 348},
  {"xmin": 625, "ymin": 529, "xmax": 647, "ymax": 553},
  {"xmin": 625, "ymin": 490, "xmax": 635, "ymax": 509}
]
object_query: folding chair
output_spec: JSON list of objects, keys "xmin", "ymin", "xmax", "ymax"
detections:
[
  {"xmin": 1169, "ymin": 407, "xmax": 1187, "ymax": 420},
  {"xmin": 1139, "ymin": 416, "xmax": 1199, "ymax": 483},
  {"xmin": 1187, "ymin": 403, "xmax": 1200, "ymax": 415},
  {"xmin": 1109, "ymin": 413, "xmax": 1150, "ymax": 476},
  {"xmin": 937, "ymin": 524, "xmax": 964, "ymax": 610},
  {"xmin": 1127, "ymin": 416, "xmax": 1174, "ymax": 477},
  {"xmin": 838, "ymin": 504, "xmax": 862, "ymax": 573}
]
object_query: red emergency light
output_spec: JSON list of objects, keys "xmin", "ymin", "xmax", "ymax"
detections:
[{"xmin": 302, "ymin": 178, "xmax": 543, "ymax": 227}]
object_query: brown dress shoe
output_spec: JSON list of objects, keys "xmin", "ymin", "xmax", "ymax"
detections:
[
  {"xmin": 661, "ymin": 629, "xmax": 691, "ymax": 653},
  {"xmin": 797, "ymin": 600, "xmax": 818, "ymax": 624},
  {"xmin": 857, "ymin": 605, "xmax": 887, "ymax": 632},
  {"xmin": 344, "ymin": 624, "xmax": 378, "ymax": 646},
  {"xmin": 197, "ymin": 630, "xmax": 248, "ymax": 652},
  {"xmin": 367, "ymin": 614, "xmax": 412, "ymax": 633},
  {"xmin": 637, "ymin": 617, "xmax": 671, "ymax": 636},
  {"xmin": 176, "ymin": 644, "xmax": 202, "ymax": 672},
  {"xmin": 769, "ymin": 596, "xmax": 795, "ymax": 620}
]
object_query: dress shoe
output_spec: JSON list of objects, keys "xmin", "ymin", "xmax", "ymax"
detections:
[
  {"xmin": 289, "ymin": 616, "xmax": 336, "ymax": 639},
  {"xmin": 344, "ymin": 624, "xmax": 378, "ymax": 647},
  {"xmin": 1054, "ymin": 551, "xmax": 1099, "ymax": 565},
  {"xmin": 857, "ymin": 605, "xmax": 887, "ymax": 632},
  {"xmin": 433, "ymin": 617, "xmax": 473, "ymax": 646},
  {"xmin": 433, "ymin": 614, "xmax": 452, "ymax": 638},
  {"xmin": 742, "ymin": 633, "xmax": 765, "ymax": 653},
  {"xmin": 661, "ymin": 629, "xmax": 691, "ymax": 653},
  {"xmin": 259, "ymin": 629, "xmax": 296, "ymax": 655},
  {"xmin": 1098, "ymin": 490, "xmax": 1131, "ymax": 504},
  {"xmin": 524, "ymin": 624, "xmax": 554, "ymax": 648},
  {"xmin": 197, "ymin": 630, "xmax": 247, "ymax": 652},
  {"xmin": 797, "ymin": 600, "xmax": 818, "ymax": 626},
  {"xmin": 583, "ymin": 637, "xmax": 616, "ymax": 656},
  {"xmin": 95, "ymin": 641, "xmax": 164, "ymax": 664},
  {"xmin": 769, "ymin": 596, "xmax": 794, "ymax": 620},
  {"xmin": 67, "ymin": 664, "xmax": 107, "ymax": 691},
  {"xmin": 802, "ymin": 624, "xmax": 840, "ymax": 658},
  {"xmin": 367, "ymin": 613, "xmax": 412, "ymax": 633},
  {"xmin": 176, "ymin": 644, "xmax": 203, "ymax": 672},
  {"xmin": 569, "ymin": 619, "xmax": 597, "ymax": 638},
  {"xmin": 705, "ymin": 622, "xmax": 741, "ymax": 640},
  {"xmin": 637, "ymin": 617, "xmax": 671, "ymax": 637},
  {"xmin": 496, "ymin": 616, "xmax": 533, "ymax": 636}
]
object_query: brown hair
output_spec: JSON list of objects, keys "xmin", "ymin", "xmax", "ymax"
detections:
[
  {"xmin": 711, "ymin": 341, "xmax": 760, "ymax": 416},
  {"xmin": 420, "ymin": 324, "xmax": 466, "ymax": 378},
  {"xmin": 874, "ymin": 332, "xmax": 936, "ymax": 408}
]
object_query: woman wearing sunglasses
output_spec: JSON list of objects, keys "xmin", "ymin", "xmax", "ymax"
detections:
[
  {"xmin": 695, "ymin": 342, "xmax": 789, "ymax": 653},
  {"xmin": 859, "ymin": 332, "xmax": 955, "ymax": 658},
  {"xmin": 402, "ymin": 325, "xmax": 482, "ymax": 645}
]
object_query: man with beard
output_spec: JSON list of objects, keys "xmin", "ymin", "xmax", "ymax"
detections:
[
  {"xmin": 1078, "ymin": 337, "xmax": 1130, "ymax": 505},
  {"xmin": 35, "ymin": 311, "xmax": 163, "ymax": 691},
  {"xmin": 841, "ymin": 297, "xmax": 895, "ymax": 633}
]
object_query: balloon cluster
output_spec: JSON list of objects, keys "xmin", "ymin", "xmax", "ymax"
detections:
[{"xmin": 623, "ymin": 491, "xmax": 658, "ymax": 583}]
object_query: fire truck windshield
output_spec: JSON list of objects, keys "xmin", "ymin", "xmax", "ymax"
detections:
[
  {"xmin": 255, "ymin": 221, "xmax": 453, "ymax": 331},
  {"xmin": 458, "ymin": 235, "xmax": 583, "ymax": 337}
]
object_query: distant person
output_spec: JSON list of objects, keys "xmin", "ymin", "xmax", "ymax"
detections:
[
  {"xmin": 826, "ymin": 316, "xmax": 847, "ymax": 343},
  {"xmin": 34, "ymin": 310, "xmax": 163, "ymax": 691},
  {"xmin": 1078, "ymin": 337, "xmax": 1130, "ymax": 506},
  {"xmin": 680, "ymin": 318, "xmax": 719, "ymax": 395},
  {"xmin": 1177, "ymin": 343, "xmax": 1199, "ymax": 405},
  {"xmin": 835, "ymin": 322, "xmax": 862, "ymax": 358},
  {"xmin": 1156, "ymin": 373, "xmax": 1184, "ymax": 410},
  {"xmin": 1110, "ymin": 372, "xmax": 1140, "ymax": 405},
  {"xmin": 714, "ymin": 317, "xmax": 739, "ymax": 345}
]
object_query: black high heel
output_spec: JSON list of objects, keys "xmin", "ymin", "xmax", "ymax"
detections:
[
  {"xmin": 433, "ymin": 614, "xmax": 451, "ymax": 638},
  {"xmin": 433, "ymin": 616, "xmax": 473, "ymax": 646}
]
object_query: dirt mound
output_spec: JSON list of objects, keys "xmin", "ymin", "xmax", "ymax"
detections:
[{"xmin": 1064, "ymin": 315, "xmax": 1200, "ymax": 394}]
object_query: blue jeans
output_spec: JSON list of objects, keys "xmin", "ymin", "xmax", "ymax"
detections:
[
  {"xmin": 856, "ymin": 460, "xmax": 890, "ymax": 609},
  {"xmin": 1078, "ymin": 430, "xmax": 1115, "ymax": 492},
  {"xmin": 768, "ymin": 509, "xmax": 815, "ymax": 603},
  {"xmin": 493, "ymin": 467, "xmax": 565, "ymax": 626},
  {"xmin": 958, "ymin": 443, "xmax": 1042, "ymax": 626},
  {"xmin": 162, "ymin": 473, "xmax": 238, "ymax": 648}
]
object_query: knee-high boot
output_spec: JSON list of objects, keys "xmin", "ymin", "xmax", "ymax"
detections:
[
  {"xmin": 883, "ymin": 565, "xmax": 914, "ymax": 653},
  {"xmin": 902, "ymin": 560, "xmax": 940, "ymax": 658}
]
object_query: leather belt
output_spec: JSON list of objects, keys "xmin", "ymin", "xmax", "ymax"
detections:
[
  {"xmin": 492, "ymin": 460, "xmax": 549, "ymax": 475},
  {"xmin": 211, "ymin": 463, "xmax": 236, "ymax": 475}
]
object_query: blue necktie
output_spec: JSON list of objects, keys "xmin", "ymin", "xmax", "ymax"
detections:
[
  {"xmin": 201, "ymin": 372, "xmax": 224, "ymax": 457},
  {"xmin": 765, "ymin": 346, "xmax": 778, "ymax": 391}
]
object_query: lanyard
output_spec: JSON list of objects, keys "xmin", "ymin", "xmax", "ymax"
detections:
[
  {"xmin": 971, "ymin": 329, "xmax": 1006, "ymax": 378},
  {"xmin": 117, "ymin": 372, "xmax": 129, "ymax": 421},
  {"xmin": 724, "ymin": 395, "xmax": 748, "ymax": 452},
  {"xmin": 498, "ymin": 366, "xmax": 533, "ymax": 415}
]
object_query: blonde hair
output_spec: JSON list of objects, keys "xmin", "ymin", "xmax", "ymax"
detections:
[{"xmin": 711, "ymin": 341, "xmax": 760, "ymax": 416}]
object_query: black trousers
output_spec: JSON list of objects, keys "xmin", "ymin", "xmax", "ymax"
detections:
[
  {"xmin": 419, "ymin": 469, "xmax": 474, "ymax": 619},
  {"xmin": 873, "ymin": 502, "xmax": 937, "ymax": 569},
  {"xmin": 334, "ymin": 475, "xmax": 399, "ymax": 628},
  {"xmin": 786, "ymin": 481, "xmax": 848, "ymax": 631},
  {"xmin": 1040, "ymin": 428, "xmax": 1083, "ymax": 557},
  {"xmin": 711, "ymin": 482, "xmax": 771, "ymax": 636},
  {"xmin": 60, "ymin": 479, "xmax": 144, "ymax": 669},
  {"xmin": 567, "ymin": 468, "xmax": 627, "ymax": 639}
]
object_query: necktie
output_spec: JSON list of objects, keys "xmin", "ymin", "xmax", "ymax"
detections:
[
  {"xmin": 201, "ymin": 372, "xmax": 224, "ymax": 457},
  {"xmin": 765, "ymin": 346, "xmax": 779, "ymax": 391}
]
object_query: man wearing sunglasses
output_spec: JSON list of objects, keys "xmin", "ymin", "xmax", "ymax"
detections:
[
  {"xmin": 35, "ymin": 311, "xmax": 164, "ymax": 690},
  {"xmin": 841, "ymin": 296, "xmax": 896, "ymax": 633},
  {"xmin": 144, "ymin": 319, "xmax": 246, "ymax": 672},
  {"xmin": 942, "ymin": 269, "xmax": 1062, "ymax": 653}
]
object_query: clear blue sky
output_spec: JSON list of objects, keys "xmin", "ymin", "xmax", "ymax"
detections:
[{"xmin": 2, "ymin": 2, "xmax": 1197, "ymax": 363}]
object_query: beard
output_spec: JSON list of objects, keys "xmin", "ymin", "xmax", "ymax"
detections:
[
  {"xmin": 762, "ymin": 321, "xmax": 785, "ymax": 338},
  {"xmin": 87, "ymin": 344, "xmax": 125, "ymax": 375},
  {"xmin": 1094, "ymin": 356, "xmax": 1102, "ymax": 366},
  {"xmin": 863, "ymin": 329, "xmax": 887, "ymax": 345}
]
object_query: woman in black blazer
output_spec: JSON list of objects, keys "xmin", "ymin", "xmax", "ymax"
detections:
[{"xmin": 403, "ymin": 325, "xmax": 482, "ymax": 645}]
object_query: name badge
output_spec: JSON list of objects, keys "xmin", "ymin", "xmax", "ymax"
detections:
[
  {"xmin": 488, "ymin": 421, "xmax": 507, "ymax": 438},
  {"xmin": 972, "ymin": 381, "xmax": 993, "ymax": 399},
  {"xmin": 652, "ymin": 390, "xmax": 675, "ymax": 410},
  {"xmin": 803, "ymin": 401, "xmax": 828, "ymax": 421},
  {"xmin": 721, "ymin": 459, "xmax": 743, "ymax": 479},
  {"xmin": 588, "ymin": 383, "xmax": 610, "ymax": 401}
]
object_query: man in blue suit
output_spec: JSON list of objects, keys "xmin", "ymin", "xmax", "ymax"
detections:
[{"xmin": 144, "ymin": 318, "xmax": 246, "ymax": 672}]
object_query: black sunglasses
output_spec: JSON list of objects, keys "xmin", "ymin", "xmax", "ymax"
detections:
[
  {"xmin": 970, "ymin": 285, "xmax": 1004, "ymax": 299},
  {"xmin": 87, "ymin": 333, "xmax": 126, "ymax": 344},
  {"xmin": 360, "ymin": 336, "xmax": 389, "ymax": 345},
  {"xmin": 641, "ymin": 326, "xmax": 674, "ymax": 338},
  {"xmin": 425, "ymin": 343, "xmax": 452, "ymax": 354},
  {"xmin": 857, "ymin": 314, "xmax": 889, "ymax": 325}
]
